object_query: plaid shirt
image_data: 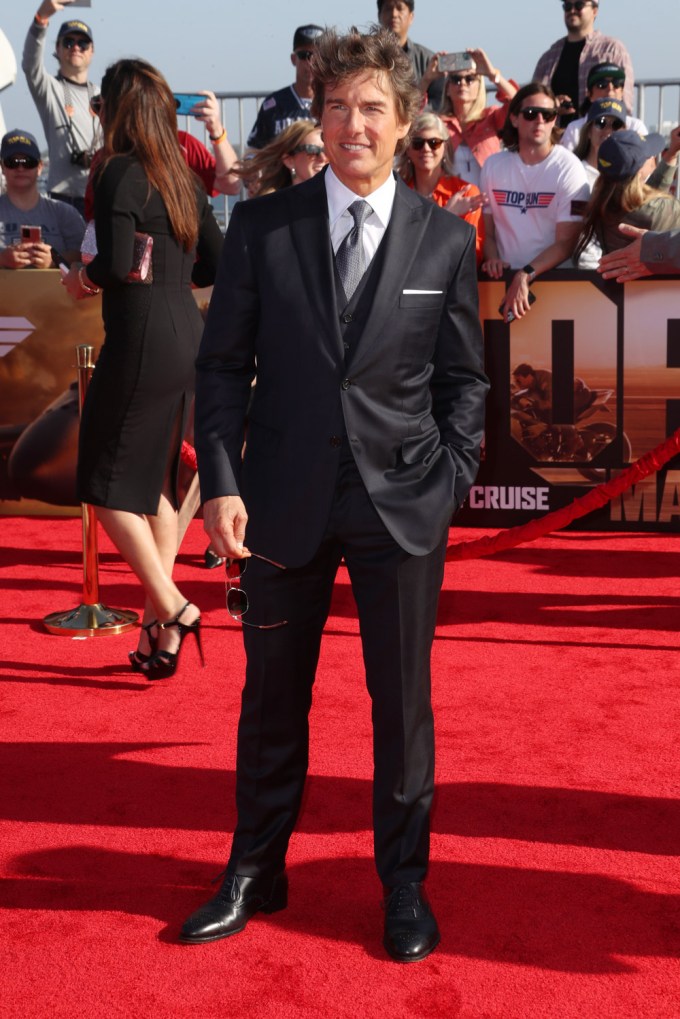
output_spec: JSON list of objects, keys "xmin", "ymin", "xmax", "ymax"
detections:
[{"xmin": 532, "ymin": 30, "xmax": 634, "ymax": 114}]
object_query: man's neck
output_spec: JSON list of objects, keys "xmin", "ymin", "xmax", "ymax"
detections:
[
  {"xmin": 59, "ymin": 67, "xmax": 89, "ymax": 86},
  {"xmin": 566, "ymin": 24, "xmax": 594, "ymax": 42},
  {"xmin": 519, "ymin": 141, "xmax": 553, "ymax": 166},
  {"xmin": 293, "ymin": 80, "xmax": 314, "ymax": 101},
  {"xmin": 6, "ymin": 190, "xmax": 40, "ymax": 212}
]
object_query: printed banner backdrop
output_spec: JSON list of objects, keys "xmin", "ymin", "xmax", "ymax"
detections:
[
  {"xmin": 458, "ymin": 270, "xmax": 680, "ymax": 532},
  {"xmin": 1, "ymin": 269, "xmax": 679, "ymax": 528},
  {"xmin": 0, "ymin": 271, "xmax": 212, "ymax": 515}
]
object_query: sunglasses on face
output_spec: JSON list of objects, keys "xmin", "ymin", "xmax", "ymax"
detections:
[
  {"xmin": 448, "ymin": 74, "xmax": 479, "ymax": 87},
  {"xmin": 90, "ymin": 95, "xmax": 103, "ymax": 115},
  {"xmin": 290, "ymin": 143, "xmax": 325, "ymax": 156},
  {"xmin": 411, "ymin": 136, "xmax": 445, "ymax": 151},
  {"xmin": 519, "ymin": 106, "xmax": 559, "ymax": 122},
  {"xmin": 591, "ymin": 78, "xmax": 622, "ymax": 89},
  {"xmin": 562, "ymin": 1, "xmax": 593, "ymax": 11},
  {"xmin": 61, "ymin": 36, "xmax": 92, "ymax": 50},
  {"xmin": 2, "ymin": 156, "xmax": 39, "ymax": 170},
  {"xmin": 294, "ymin": 49, "xmax": 314, "ymax": 61},
  {"xmin": 592, "ymin": 116, "xmax": 625, "ymax": 130}
]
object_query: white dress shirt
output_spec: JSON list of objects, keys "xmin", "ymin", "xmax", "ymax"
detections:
[{"xmin": 325, "ymin": 166, "xmax": 397, "ymax": 269}]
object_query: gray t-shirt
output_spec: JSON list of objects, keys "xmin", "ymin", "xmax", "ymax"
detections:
[
  {"xmin": 0, "ymin": 193, "xmax": 85, "ymax": 253},
  {"xmin": 22, "ymin": 22, "xmax": 101, "ymax": 197}
]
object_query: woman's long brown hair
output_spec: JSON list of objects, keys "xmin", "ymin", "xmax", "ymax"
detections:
[{"xmin": 99, "ymin": 59, "xmax": 198, "ymax": 250}]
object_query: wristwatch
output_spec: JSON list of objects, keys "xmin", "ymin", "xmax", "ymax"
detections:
[{"xmin": 522, "ymin": 264, "xmax": 536, "ymax": 282}]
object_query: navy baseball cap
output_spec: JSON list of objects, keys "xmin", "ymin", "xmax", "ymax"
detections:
[
  {"xmin": 588, "ymin": 62, "xmax": 625, "ymax": 88},
  {"xmin": 597, "ymin": 130, "xmax": 665, "ymax": 180},
  {"xmin": 1, "ymin": 130, "xmax": 41, "ymax": 162},
  {"xmin": 293, "ymin": 25, "xmax": 324, "ymax": 50},
  {"xmin": 57, "ymin": 19, "xmax": 94, "ymax": 43},
  {"xmin": 586, "ymin": 98, "xmax": 626, "ymax": 124}
]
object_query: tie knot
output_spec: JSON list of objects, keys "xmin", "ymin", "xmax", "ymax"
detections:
[{"xmin": 348, "ymin": 200, "xmax": 371, "ymax": 228}]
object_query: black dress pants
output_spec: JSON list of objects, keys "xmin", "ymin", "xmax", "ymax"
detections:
[{"xmin": 227, "ymin": 449, "xmax": 448, "ymax": 886}]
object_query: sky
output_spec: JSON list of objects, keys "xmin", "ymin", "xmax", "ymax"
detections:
[{"xmin": 1, "ymin": 0, "xmax": 678, "ymax": 147}]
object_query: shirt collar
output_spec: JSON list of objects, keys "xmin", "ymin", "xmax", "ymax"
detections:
[{"xmin": 325, "ymin": 165, "xmax": 397, "ymax": 228}]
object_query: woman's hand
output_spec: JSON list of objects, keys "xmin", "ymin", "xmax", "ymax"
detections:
[
  {"xmin": 481, "ymin": 256, "xmax": 508, "ymax": 279},
  {"xmin": 445, "ymin": 188, "xmax": 489, "ymax": 217},
  {"xmin": 61, "ymin": 262, "xmax": 99, "ymax": 300},
  {"xmin": 466, "ymin": 48, "xmax": 494, "ymax": 79},
  {"xmin": 190, "ymin": 91, "xmax": 225, "ymax": 140},
  {"xmin": 420, "ymin": 52, "xmax": 446, "ymax": 89}
]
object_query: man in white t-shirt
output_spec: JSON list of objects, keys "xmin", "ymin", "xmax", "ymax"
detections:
[{"xmin": 481, "ymin": 83, "xmax": 589, "ymax": 322}]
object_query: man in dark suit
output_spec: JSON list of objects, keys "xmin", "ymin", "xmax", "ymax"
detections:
[{"xmin": 182, "ymin": 26, "xmax": 488, "ymax": 962}]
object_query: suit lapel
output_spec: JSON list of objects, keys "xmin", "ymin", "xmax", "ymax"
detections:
[
  {"xmin": 349, "ymin": 178, "xmax": 433, "ymax": 368},
  {"xmin": 287, "ymin": 171, "xmax": 345, "ymax": 360}
]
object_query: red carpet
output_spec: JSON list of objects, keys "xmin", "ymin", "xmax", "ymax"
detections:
[{"xmin": 1, "ymin": 517, "xmax": 678, "ymax": 1018}]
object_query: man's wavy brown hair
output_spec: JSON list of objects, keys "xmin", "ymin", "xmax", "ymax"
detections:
[{"xmin": 310, "ymin": 27, "xmax": 421, "ymax": 155}]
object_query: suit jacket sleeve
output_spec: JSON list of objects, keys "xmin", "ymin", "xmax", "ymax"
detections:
[
  {"xmin": 641, "ymin": 229, "xmax": 680, "ymax": 274},
  {"xmin": 194, "ymin": 201, "xmax": 258, "ymax": 501},
  {"xmin": 431, "ymin": 224, "xmax": 488, "ymax": 511}
]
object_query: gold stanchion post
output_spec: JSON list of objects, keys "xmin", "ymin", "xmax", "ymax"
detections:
[{"xmin": 43, "ymin": 344, "xmax": 138, "ymax": 636}]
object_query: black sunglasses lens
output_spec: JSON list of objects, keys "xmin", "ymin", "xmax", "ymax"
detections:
[
  {"xmin": 4, "ymin": 157, "xmax": 38, "ymax": 169},
  {"xmin": 521, "ymin": 108, "xmax": 557, "ymax": 122}
]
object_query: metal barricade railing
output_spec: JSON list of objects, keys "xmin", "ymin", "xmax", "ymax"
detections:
[{"xmin": 177, "ymin": 80, "xmax": 680, "ymax": 224}]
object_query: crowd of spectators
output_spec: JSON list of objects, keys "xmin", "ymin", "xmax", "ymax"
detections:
[{"xmin": 0, "ymin": 0, "xmax": 678, "ymax": 300}]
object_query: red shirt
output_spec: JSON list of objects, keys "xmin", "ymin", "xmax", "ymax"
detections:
[{"xmin": 409, "ymin": 174, "xmax": 485, "ymax": 266}]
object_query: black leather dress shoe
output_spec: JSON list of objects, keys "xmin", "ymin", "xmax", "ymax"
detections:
[
  {"xmin": 179, "ymin": 871, "xmax": 288, "ymax": 944},
  {"xmin": 383, "ymin": 882, "xmax": 440, "ymax": 962}
]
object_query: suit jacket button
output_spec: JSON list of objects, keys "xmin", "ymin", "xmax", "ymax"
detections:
[
  {"xmin": 341, "ymin": 378, "xmax": 351, "ymax": 390},
  {"xmin": 329, "ymin": 436, "xmax": 342, "ymax": 448},
  {"xmin": 342, "ymin": 313, "xmax": 353, "ymax": 323}
]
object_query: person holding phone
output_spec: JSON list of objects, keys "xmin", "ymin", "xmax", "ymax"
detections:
[
  {"xmin": 0, "ymin": 129, "xmax": 84, "ymax": 268},
  {"xmin": 22, "ymin": 1, "xmax": 101, "ymax": 214},
  {"xmin": 434, "ymin": 48, "xmax": 518, "ymax": 187}
]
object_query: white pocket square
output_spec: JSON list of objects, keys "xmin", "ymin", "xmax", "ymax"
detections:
[{"xmin": 402, "ymin": 289, "xmax": 443, "ymax": 295}]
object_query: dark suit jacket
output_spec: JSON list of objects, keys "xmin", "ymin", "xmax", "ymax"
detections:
[{"xmin": 195, "ymin": 170, "xmax": 488, "ymax": 566}]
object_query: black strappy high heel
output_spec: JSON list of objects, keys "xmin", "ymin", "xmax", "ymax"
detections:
[
  {"xmin": 128, "ymin": 619, "xmax": 158, "ymax": 672},
  {"xmin": 143, "ymin": 602, "xmax": 204, "ymax": 681}
]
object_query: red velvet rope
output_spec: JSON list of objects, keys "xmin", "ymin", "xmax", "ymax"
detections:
[
  {"xmin": 182, "ymin": 431, "xmax": 680, "ymax": 562},
  {"xmin": 447, "ymin": 428, "xmax": 680, "ymax": 561}
]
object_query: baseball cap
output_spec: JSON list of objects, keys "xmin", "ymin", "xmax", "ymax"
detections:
[
  {"xmin": 587, "ymin": 62, "xmax": 625, "ymax": 88},
  {"xmin": 1, "ymin": 130, "xmax": 41, "ymax": 162},
  {"xmin": 293, "ymin": 25, "xmax": 324, "ymax": 50},
  {"xmin": 585, "ymin": 98, "xmax": 626, "ymax": 124},
  {"xmin": 597, "ymin": 130, "xmax": 665, "ymax": 180},
  {"xmin": 57, "ymin": 20, "xmax": 94, "ymax": 44}
]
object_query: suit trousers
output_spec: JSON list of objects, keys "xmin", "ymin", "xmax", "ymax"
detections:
[{"xmin": 227, "ymin": 447, "xmax": 449, "ymax": 887}]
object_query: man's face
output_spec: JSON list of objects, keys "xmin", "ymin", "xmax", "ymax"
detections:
[
  {"xmin": 320, "ymin": 70, "xmax": 410, "ymax": 195},
  {"xmin": 562, "ymin": 0, "xmax": 598, "ymax": 34},
  {"xmin": 511, "ymin": 93, "xmax": 557, "ymax": 152},
  {"xmin": 291, "ymin": 46, "xmax": 316, "ymax": 90},
  {"xmin": 588, "ymin": 78, "xmax": 624, "ymax": 102},
  {"xmin": 57, "ymin": 34, "xmax": 93, "ymax": 76},
  {"xmin": 2, "ymin": 155, "xmax": 41, "ymax": 195},
  {"xmin": 378, "ymin": 0, "xmax": 414, "ymax": 46}
]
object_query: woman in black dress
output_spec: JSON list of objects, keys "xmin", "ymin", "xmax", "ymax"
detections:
[{"xmin": 63, "ymin": 58, "xmax": 223, "ymax": 678}]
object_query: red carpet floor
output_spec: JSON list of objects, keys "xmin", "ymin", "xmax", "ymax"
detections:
[{"xmin": 1, "ymin": 517, "xmax": 678, "ymax": 1018}]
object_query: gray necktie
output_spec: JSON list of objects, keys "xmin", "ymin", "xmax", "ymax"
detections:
[{"xmin": 336, "ymin": 200, "xmax": 372, "ymax": 302}]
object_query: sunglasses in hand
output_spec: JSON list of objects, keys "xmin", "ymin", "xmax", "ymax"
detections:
[{"xmin": 225, "ymin": 552, "xmax": 288, "ymax": 629}]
